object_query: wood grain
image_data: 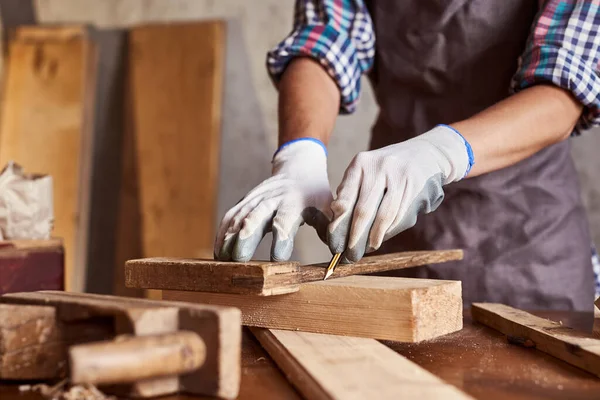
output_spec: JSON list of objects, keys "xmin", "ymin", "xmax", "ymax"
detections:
[
  {"xmin": 251, "ymin": 328, "xmax": 474, "ymax": 400},
  {"xmin": 472, "ymin": 303, "xmax": 600, "ymax": 378},
  {"xmin": 165, "ymin": 275, "xmax": 463, "ymax": 342},
  {"xmin": 114, "ymin": 21, "xmax": 225, "ymax": 298},
  {"xmin": 0, "ymin": 26, "xmax": 97, "ymax": 292},
  {"xmin": 125, "ymin": 249, "xmax": 463, "ymax": 296},
  {"xmin": 0, "ymin": 291, "xmax": 241, "ymax": 398}
]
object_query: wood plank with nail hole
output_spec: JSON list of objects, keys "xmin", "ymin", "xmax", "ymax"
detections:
[
  {"xmin": 164, "ymin": 275, "xmax": 463, "ymax": 342},
  {"xmin": 250, "ymin": 328, "xmax": 475, "ymax": 400},
  {"xmin": 125, "ymin": 249, "xmax": 463, "ymax": 296},
  {"xmin": 472, "ymin": 303, "xmax": 600, "ymax": 378}
]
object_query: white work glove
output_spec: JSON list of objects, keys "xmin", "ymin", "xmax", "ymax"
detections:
[
  {"xmin": 214, "ymin": 139, "xmax": 333, "ymax": 262},
  {"xmin": 328, "ymin": 124, "xmax": 474, "ymax": 263}
]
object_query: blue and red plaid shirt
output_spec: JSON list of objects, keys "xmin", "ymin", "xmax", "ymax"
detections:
[{"xmin": 267, "ymin": 0, "xmax": 600, "ymax": 132}]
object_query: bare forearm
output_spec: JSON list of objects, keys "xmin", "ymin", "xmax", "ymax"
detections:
[
  {"xmin": 451, "ymin": 85, "xmax": 583, "ymax": 177},
  {"xmin": 278, "ymin": 58, "xmax": 340, "ymax": 147}
]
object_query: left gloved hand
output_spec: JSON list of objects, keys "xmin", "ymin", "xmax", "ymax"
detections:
[{"xmin": 327, "ymin": 124, "xmax": 474, "ymax": 262}]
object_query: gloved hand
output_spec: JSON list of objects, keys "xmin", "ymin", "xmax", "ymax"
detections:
[
  {"xmin": 327, "ymin": 124, "xmax": 474, "ymax": 263},
  {"xmin": 214, "ymin": 139, "xmax": 333, "ymax": 262}
]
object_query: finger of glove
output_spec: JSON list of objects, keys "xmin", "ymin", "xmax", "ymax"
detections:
[
  {"xmin": 215, "ymin": 194, "xmax": 267, "ymax": 260},
  {"xmin": 328, "ymin": 166, "xmax": 362, "ymax": 254},
  {"xmin": 366, "ymin": 186, "xmax": 402, "ymax": 253},
  {"xmin": 232, "ymin": 200, "xmax": 278, "ymax": 262},
  {"xmin": 343, "ymin": 183, "xmax": 386, "ymax": 263},
  {"xmin": 383, "ymin": 174, "xmax": 445, "ymax": 242},
  {"xmin": 304, "ymin": 191, "xmax": 334, "ymax": 244},
  {"xmin": 271, "ymin": 207, "xmax": 304, "ymax": 262}
]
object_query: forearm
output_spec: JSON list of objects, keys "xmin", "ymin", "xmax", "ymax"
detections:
[
  {"xmin": 451, "ymin": 85, "xmax": 583, "ymax": 177},
  {"xmin": 278, "ymin": 57, "xmax": 340, "ymax": 147}
]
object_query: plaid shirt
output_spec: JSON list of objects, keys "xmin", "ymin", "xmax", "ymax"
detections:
[{"xmin": 267, "ymin": 0, "xmax": 600, "ymax": 131}]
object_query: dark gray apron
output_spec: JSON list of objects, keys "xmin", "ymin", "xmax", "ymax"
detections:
[{"xmin": 364, "ymin": 0, "xmax": 594, "ymax": 311}]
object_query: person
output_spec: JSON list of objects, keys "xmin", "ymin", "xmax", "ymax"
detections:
[{"xmin": 214, "ymin": 0, "xmax": 600, "ymax": 311}]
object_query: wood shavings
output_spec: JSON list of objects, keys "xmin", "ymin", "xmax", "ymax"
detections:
[{"xmin": 20, "ymin": 379, "xmax": 115, "ymax": 400}]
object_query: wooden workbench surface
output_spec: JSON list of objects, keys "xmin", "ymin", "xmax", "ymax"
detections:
[{"xmin": 1, "ymin": 310, "xmax": 599, "ymax": 400}]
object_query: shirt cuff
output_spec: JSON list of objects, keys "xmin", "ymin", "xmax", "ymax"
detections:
[
  {"xmin": 266, "ymin": 23, "xmax": 370, "ymax": 115},
  {"xmin": 511, "ymin": 45, "xmax": 600, "ymax": 133}
]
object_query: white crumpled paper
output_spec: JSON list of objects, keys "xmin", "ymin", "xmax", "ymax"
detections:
[{"xmin": 0, "ymin": 161, "xmax": 53, "ymax": 240}]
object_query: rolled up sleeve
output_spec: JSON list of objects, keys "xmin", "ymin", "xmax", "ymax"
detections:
[
  {"xmin": 267, "ymin": 0, "xmax": 375, "ymax": 114},
  {"xmin": 511, "ymin": 1, "xmax": 600, "ymax": 133}
]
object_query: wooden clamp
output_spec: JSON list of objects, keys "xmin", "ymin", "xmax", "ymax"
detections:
[
  {"xmin": 125, "ymin": 249, "xmax": 464, "ymax": 296},
  {"xmin": 0, "ymin": 291, "xmax": 241, "ymax": 399}
]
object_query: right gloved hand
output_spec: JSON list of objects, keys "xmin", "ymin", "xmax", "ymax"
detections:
[{"xmin": 214, "ymin": 139, "xmax": 333, "ymax": 262}]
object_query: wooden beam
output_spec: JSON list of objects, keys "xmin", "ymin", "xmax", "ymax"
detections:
[
  {"xmin": 115, "ymin": 21, "xmax": 225, "ymax": 297},
  {"xmin": 251, "ymin": 328, "xmax": 474, "ymax": 400},
  {"xmin": 125, "ymin": 249, "xmax": 464, "ymax": 296},
  {"xmin": 165, "ymin": 275, "xmax": 462, "ymax": 342},
  {"xmin": 472, "ymin": 303, "xmax": 600, "ymax": 378},
  {"xmin": 0, "ymin": 26, "xmax": 97, "ymax": 292}
]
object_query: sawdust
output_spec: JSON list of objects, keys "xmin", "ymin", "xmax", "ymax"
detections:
[{"xmin": 19, "ymin": 379, "xmax": 115, "ymax": 400}]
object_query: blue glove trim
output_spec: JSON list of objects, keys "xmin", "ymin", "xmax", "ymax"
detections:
[
  {"xmin": 438, "ymin": 124, "xmax": 475, "ymax": 177},
  {"xmin": 273, "ymin": 138, "xmax": 328, "ymax": 159}
]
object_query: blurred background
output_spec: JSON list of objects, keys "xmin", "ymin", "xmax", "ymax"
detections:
[{"xmin": 1, "ymin": 0, "xmax": 599, "ymax": 296}]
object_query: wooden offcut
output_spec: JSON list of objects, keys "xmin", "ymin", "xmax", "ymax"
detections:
[
  {"xmin": 126, "ymin": 249, "xmax": 463, "ymax": 296},
  {"xmin": 251, "ymin": 328, "xmax": 474, "ymax": 400},
  {"xmin": 0, "ymin": 291, "xmax": 241, "ymax": 399},
  {"xmin": 0, "ymin": 26, "xmax": 97, "ymax": 292},
  {"xmin": 165, "ymin": 275, "xmax": 463, "ymax": 342},
  {"xmin": 115, "ymin": 21, "xmax": 225, "ymax": 298},
  {"xmin": 0, "ymin": 239, "xmax": 64, "ymax": 294},
  {"xmin": 472, "ymin": 303, "xmax": 600, "ymax": 378}
]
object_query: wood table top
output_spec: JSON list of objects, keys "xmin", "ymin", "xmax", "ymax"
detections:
[{"xmin": 1, "ymin": 310, "xmax": 600, "ymax": 400}]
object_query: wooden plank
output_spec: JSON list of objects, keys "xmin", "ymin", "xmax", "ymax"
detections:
[
  {"xmin": 165, "ymin": 275, "xmax": 463, "ymax": 342},
  {"xmin": 472, "ymin": 303, "xmax": 600, "ymax": 378},
  {"xmin": 114, "ymin": 21, "xmax": 224, "ymax": 298},
  {"xmin": 125, "ymin": 249, "xmax": 463, "ymax": 296},
  {"xmin": 0, "ymin": 239, "xmax": 64, "ymax": 295},
  {"xmin": 0, "ymin": 291, "xmax": 241, "ymax": 398},
  {"xmin": 251, "ymin": 328, "xmax": 474, "ymax": 400},
  {"xmin": 0, "ymin": 26, "xmax": 98, "ymax": 292}
]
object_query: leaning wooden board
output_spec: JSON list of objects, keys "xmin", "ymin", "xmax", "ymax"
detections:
[
  {"xmin": 115, "ymin": 21, "xmax": 224, "ymax": 298},
  {"xmin": 472, "ymin": 303, "xmax": 600, "ymax": 378},
  {"xmin": 251, "ymin": 328, "xmax": 474, "ymax": 400},
  {"xmin": 165, "ymin": 275, "xmax": 463, "ymax": 342},
  {"xmin": 0, "ymin": 26, "xmax": 97, "ymax": 292},
  {"xmin": 126, "ymin": 249, "xmax": 463, "ymax": 295}
]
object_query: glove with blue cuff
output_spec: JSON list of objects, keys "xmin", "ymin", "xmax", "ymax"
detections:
[
  {"xmin": 327, "ymin": 124, "xmax": 474, "ymax": 263},
  {"xmin": 214, "ymin": 139, "xmax": 333, "ymax": 262}
]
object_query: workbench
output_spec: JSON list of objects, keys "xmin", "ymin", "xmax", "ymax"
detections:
[{"xmin": 1, "ymin": 310, "xmax": 599, "ymax": 400}]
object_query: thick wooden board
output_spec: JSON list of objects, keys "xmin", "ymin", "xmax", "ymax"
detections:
[
  {"xmin": 125, "ymin": 249, "xmax": 463, "ymax": 296},
  {"xmin": 0, "ymin": 291, "xmax": 241, "ymax": 398},
  {"xmin": 251, "ymin": 328, "xmax": 473, "ymax": 400},
  {"xmin": 472, "ymin": 303, "xmax": 600, "ymax": 378},
  {"xmin": 0, "ymin": 26, "xmax": 97, "ymax": 292},
  {"xmin": 165, "ymin": 276, "xmax": 462, "ymax": 342},
  {"xmin": 115, "ymin": 21, "xmax": 224, "ymax": 298},
  {"xmin": 0, "ymin": 239, "xmax": 64, "ymax": 294}
]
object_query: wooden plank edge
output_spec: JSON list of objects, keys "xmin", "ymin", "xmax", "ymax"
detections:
[{"xmin": 472, "ymin": 303, "xmax": 600, "ymax": 378}]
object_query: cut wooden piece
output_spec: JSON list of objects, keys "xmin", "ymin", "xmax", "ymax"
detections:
[
  {"xmin": 125, "ymin": 249, "xmax": 463, "ymax": 296},
  {"xmin": 0, "ymin": 239, "xmax": 64, "ymax": 295},
  {"xmin": 0, "ymin": 26, "xmax": 98, "ymax": 292},
  {"xmin": 251, "ymin": 328, "xmax": 474, "ymax": 400},
  {"xmin": 594, "ymin": 304, "xmax": 600, "ymax": 339},
  {"xmin": 0, "ymin": 291, "xmax": 241, "ymax": 398},
  {"xmin": 0, "ymin": 304, "xmax": 62, "ymax": 379},
  {"xmin": 472, "ymin": 303, "xmax": 600, "ymax": 378},
  {"xmin": 115, "ymin": 21, "xmax": 225, "ymax": 298},
  {"xmin": 165, "ymin": 276, "xmax": 462, "ymax": 342},
  {"xmin": 69, "ymin": 331, "xmax": 206, "ymax": 385}
]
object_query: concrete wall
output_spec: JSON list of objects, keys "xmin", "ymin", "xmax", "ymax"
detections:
[{"xmin": 24, "ymin": 0, "xmax": 600, "ymax": 264}]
